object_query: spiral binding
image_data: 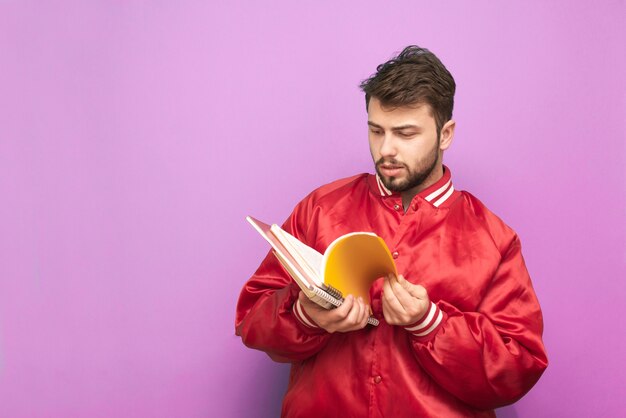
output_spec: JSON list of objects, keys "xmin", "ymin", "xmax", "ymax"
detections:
[
  {"xmin": 312, "ymin": 287, "xmax": 341, "ymax": 307},
  {"xmin": 322, "ymin": 284, "xmax": 344, "ymax": 301}
]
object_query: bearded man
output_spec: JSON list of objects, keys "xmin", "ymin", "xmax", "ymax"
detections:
[{"xmin": 236, "ymin": 45, "xmax": 548, "ymax": 418}]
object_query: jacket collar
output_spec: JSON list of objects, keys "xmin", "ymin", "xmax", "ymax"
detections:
[{"xmin": 371, "ymin": 165, "xmax": 456, "ymax": 208}]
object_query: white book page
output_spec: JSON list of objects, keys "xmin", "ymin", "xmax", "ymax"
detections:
[
  {"xmin": 273, "ymin": 251, "xmax": 315, "ymax": 293},
  {"xmin": 271, "ymin": 226, "xmax": 324, "ymax": 287}
]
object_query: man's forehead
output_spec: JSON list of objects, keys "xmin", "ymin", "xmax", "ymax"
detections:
[{"xmin": 367, "ymin": 98, "xmax": 434, "ymax": 126}]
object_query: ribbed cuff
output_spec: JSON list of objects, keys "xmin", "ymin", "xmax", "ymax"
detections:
[
  {"xmin": 293, "ymin": 299, "xmax": 319, "ymax": 329},
  {"xmin": 404, "ymin": 302, "xmax": 443, "ymax": 337}
]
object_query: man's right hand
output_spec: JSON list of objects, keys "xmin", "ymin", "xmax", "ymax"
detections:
[{"xmin": 298, "ymin": 291, "xmax": 370, "ymax": 333}]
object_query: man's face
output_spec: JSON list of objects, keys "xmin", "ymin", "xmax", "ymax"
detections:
[{"xmin": 367, "ymin": 97, "xmax": 442, "ymax": 193}]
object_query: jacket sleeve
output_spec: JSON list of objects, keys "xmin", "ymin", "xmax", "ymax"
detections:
[
  {"xmin": 235, "ymin": 198, "xmax": 331, "ymax": 362},
  {"xmin": 405, "ymin": 235, "xmax": 548, "ymax": 409}
]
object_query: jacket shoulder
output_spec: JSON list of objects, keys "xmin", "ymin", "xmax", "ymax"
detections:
[
  {"xmin": 283, "ymin": 174, "xmax": 369, "ymax": 239},
  {"xmin": 457, "ymin": 191, "xmax": 520, "ymax": 253},
  {"xmin": 305, "ymin": 173, "xmax": 370, "ymax": 204}
]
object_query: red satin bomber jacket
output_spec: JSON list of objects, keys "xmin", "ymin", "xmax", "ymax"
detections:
[{"xmin": 236, "ymin": 167, "xmax": 548, "ymax": 418}]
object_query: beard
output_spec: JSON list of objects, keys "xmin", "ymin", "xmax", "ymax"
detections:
[{"xmin": 374, "ymin": 138, "xmax": 440, "ymax": 193}]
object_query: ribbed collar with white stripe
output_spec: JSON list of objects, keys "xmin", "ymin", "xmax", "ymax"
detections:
[{"xmin": 372, "ymin": 165, "xmax": 457, "ymax": 209}]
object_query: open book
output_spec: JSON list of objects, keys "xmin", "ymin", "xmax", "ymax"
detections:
[{"xmin": 246, "ymin": 216, "xmax": 397, "ymax": 327}]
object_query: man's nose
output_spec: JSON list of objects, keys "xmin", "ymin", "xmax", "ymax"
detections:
[{"xmin": 379, "ymin": 134, "xmax": 397, "ymax": 157}]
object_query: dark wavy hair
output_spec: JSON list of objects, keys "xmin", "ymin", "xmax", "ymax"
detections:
[{"xmin": 360, "ymin": 46, "xmax": 456, "ymax": 136}]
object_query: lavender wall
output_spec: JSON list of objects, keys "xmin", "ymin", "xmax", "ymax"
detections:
[{"xmin": 1, "ymin": 2, "xmax": 624, "ymax": 417}]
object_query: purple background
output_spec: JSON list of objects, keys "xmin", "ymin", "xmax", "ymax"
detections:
[{"xmin": 1, "ymin": 1, "xmax": 624, "ymax": 417}]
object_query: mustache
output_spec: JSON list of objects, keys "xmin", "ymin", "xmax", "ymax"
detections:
[{"xmin": 376, "ymin": 158, "xmax": 406, "ymax": 168}]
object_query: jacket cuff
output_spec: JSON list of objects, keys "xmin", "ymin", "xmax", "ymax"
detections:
[
  {"xmin": 293, "ymin": 299, "xmax": 320, "ymax": 329},
  {"xmin": 404, "ymin": 301, "xmax": 444, "ymax": 337}
]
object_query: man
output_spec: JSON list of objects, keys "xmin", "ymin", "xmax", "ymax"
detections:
[{"xmin": 236, "ymin": 46, "xmax": 547, "ymax": 417}]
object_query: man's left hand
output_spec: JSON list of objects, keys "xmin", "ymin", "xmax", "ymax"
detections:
[{"xmin": 382, "ymin": 274, "xmax": 430, "ymax": 326}]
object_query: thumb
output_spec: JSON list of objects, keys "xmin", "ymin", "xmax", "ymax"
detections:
[
  {"xmin": 397, "ymin": 275, "xmax": 414, "ymax": 292},
  {"xmin": 398, "ymin": 275, "xmax": 428, "ymax": 300}
]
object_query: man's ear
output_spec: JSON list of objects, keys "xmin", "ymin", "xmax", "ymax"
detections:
[{"xmin": 439, "ymin": 120, "xmax": 455, "ymax": 151}]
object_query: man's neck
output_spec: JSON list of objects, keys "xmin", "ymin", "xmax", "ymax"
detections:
[{"xmin": 401, "ymin": 164, "xmax": 444, "ymax": 212}]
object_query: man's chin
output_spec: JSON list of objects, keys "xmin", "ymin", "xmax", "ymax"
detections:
[{"xmin": 382, "ymin": 177, "xmax": 409, "ymax": 192}]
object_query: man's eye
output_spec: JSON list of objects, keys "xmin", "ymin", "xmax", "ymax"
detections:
[
  {"xmin": 399, "ymin": 132, "xmax": 415, "ymax": 138},
  {"xmin": 370, "ymin": 129, "xmax": 383, "ymax": 135}
]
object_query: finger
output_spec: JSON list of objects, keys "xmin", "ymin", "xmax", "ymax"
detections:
[
  {"xmin": 359, "ymin": 303, "xmax": 371, "ymax": 327},
  {"xmin": 393, "ymin": 278, "xmax": 430, "ymax": 323},
  {"xmin": 383, "ymin": 276, "xmax": 407, "ymax": 315},
  {"xmin": 398, "ymin": 275, "xmax": 428, "ymax": 300},
  {"xmin": 396, "ymin": 276, "xmax": 430, "ymax": 318},
  {"xmin": 353, "ymin": 298, "xmax": 369, "ymax": 330},
  {"xmin": 381, "ymin": 292, "xmax": 399, "ymax": 324},
  {"xmin": 391, "ymin": 276, "xmax": 417, "ymax": 310},
  {"xmin": 356, "ymin": 297, "xmax": 366, "ymax": 322},
  {"xmin": 332, "ymin": 294, "xmax": 354, "ymax": 320},
  {"xmin": 357, "ymin": 299, "xmax": 370, "ymax": 328},
  {"xmin": 343, "ymin": 296, "xmax": 364, "ymax": 327}
]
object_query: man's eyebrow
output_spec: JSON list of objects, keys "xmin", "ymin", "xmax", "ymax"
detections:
[
  {"xmin": 391, "ymin": 125, "xmax": 421, "ymax": 131},
  {"xmin": 368, "ymin": 121, "xmax": 421, "ymax": 131}
]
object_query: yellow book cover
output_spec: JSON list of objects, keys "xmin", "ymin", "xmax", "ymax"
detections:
[{"xmin": 321, "ymin": 232, "xmax": 397, "ymax": 304}]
